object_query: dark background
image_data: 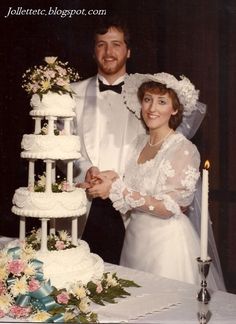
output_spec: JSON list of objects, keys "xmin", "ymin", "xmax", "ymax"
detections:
[{"xmin": 0, "ymin": 0, "xmax": 236, "ymax": 293}]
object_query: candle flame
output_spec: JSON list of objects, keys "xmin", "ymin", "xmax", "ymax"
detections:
[{"xmin": 204, "ymin": 160, "xmax": 210, "ymax": 169}]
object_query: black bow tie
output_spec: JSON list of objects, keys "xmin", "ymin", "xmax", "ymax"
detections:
[{"xmin": 98, "ymin": 79, "xmax": 124, "ymax": 94}]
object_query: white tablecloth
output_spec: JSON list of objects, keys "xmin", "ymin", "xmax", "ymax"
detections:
[{"xmin": 1, "ymin": 237, "xmax": 236, "ymax": 323}]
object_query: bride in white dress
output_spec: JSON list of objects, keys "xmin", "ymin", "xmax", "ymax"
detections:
[{"xmin": 87, "ymin": 73, "xmax": 225, "ymax": 291}]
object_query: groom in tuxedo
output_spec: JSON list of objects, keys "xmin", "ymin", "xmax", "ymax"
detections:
[
  {"xmin": 71, "ymin": 16, "xmax": 145, "ymax": 264},
  {"xmin": 71, "ymin": 16, "xmax": 206, "ymax": 264}
]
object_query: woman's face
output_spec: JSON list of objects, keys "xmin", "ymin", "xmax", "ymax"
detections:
[{"xmin": 141, "ymin": 91, "xmax": 177, "ymax": 131}]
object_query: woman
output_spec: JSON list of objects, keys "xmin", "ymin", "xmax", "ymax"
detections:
[{"xmin": 86, "ymin": 73, "xmax": 225, "ymax": 290}]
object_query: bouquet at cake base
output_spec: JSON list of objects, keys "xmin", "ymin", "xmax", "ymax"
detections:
[{"xmin": 0, "ymin": 231, "xmax": 140, "ymax": 323}]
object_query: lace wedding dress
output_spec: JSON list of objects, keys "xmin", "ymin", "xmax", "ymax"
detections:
[{"xmin": 109, "ymin": 132, "xmax": 224, "ymax": 290}]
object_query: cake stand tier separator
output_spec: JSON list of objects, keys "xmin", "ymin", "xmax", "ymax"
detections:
[
  {"xmin": 71, "ymin": 216, "xmax": 78, "ymax": 245},
  {"xmin": 19, "ymin": 216, "xmax": 26, "ymax": 241},
  {"xmin": 40, "ymin": 218, "xmax": 49, "ymax": 252}
]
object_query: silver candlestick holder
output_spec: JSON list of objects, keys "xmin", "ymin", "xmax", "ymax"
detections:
[{"xmin": 197, "ymin": 257, "xmax": 212, "ymax": 324}]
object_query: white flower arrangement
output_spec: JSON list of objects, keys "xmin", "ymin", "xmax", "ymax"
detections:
[
  {"xmin": 25, "ymin": 229, "xmax": 76, "ymax": 251},
  {"xmin": 22, "ymin": 56, "xmax": 80, "ymax": 98},
  {"xmin": 30, "ymin": 173, "xmax": 74, "ymax": 193},
  {"xmin": 123, "ymin": 72, "xmax": 199, "ymax": 118},
  {"xmin": 0, "ymin": 242, "xmax": 140, "ymax": 322}
]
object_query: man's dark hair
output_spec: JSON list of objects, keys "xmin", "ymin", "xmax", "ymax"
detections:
[{"xmin": 94, "ymin": 15, "xmax": 131, "ymax": 48}]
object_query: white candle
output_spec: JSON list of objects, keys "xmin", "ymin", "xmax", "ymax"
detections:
[{"xmin": 200, "ymin": 161, "xmax": 210, "ymax": 261}]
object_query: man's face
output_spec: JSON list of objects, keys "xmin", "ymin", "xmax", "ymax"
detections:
[{"xmin": 94, "ymin": 27, "xmax": 130, "ymax": 78}]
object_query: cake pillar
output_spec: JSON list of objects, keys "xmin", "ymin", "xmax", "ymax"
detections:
[
  {"xmin": 28, "ymin": 159, "xmax": 35, "ymax": 188},
  {"xmin": 45, "ymin": 160, "xmax": 53, "ymax": 192},
  {"xmin": 64, "ymin": 118, "xmax": 72, "ymax": 135},
  {"xmin": 67, "ymin": 161, "xmax": 73, "ymax": 186},
  {"xmin": 71, "ymin": 217, "xmax": 78, "ymax": 246},
  {"xmin": 46, "ymin": 116, "xmax": 57, "ymax": 135},
  {"xmin": 33, "ymin": 117, "xmax": 42, "ymax": 134},
  {"xmin": 40, "ymin": 218, "xmax": 49, "ymax": 252},
  {"xmin": 19, "ymin": 216, "xmax": 26, "ymax": 241},
  {"xmin": 51, "ymin": 162, "xmax": 56, "ymax": 184}
]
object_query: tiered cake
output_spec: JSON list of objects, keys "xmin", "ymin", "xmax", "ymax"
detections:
[{"xmin": 11, "ymin": 90, "xmax": 104, "ymax": 289}]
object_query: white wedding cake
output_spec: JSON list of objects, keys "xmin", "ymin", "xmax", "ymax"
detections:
[{"xmin": 11, "ymin": 89, "xmax": 104, "ymax": 289}]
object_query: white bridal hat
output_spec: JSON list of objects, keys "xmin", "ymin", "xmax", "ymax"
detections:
[{"xmin": 122, "ymin": 73, "xmax": 199, "ymax": 119}]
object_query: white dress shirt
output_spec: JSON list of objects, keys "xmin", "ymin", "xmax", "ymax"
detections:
[{"xmin": 97, "ymin": 74, "xmax": 130, "ymax": 175}]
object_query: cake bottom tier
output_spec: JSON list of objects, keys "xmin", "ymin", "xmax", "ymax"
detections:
[
  {"xmin": 12, "ymin": 187, "xmax": 87, "ymax": 218},
  {"xmin": 35, "ymin": 240, "xmax": 104, "ymax": 289}
]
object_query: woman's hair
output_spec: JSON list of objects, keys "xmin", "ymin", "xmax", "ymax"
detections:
[{"xmin": 138, "ymin": 81, "xmax": 183, "ymax": 130}]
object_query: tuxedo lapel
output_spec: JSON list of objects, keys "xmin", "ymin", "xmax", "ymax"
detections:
[{"xmin": 82, "ymin": 77, "xmax": 100, "ymax": 166}]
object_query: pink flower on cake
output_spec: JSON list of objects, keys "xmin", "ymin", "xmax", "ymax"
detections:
[
  {"xmin": 0, "ymin": 310, "xmax": 5, "ymax": 318},
  {"xmin": 56, "ymin": 291, "xmax": 70, "ymax": 304},
  {"xmin": 96, "ymin": 283, "xmax": 103, "ymax": 294},
  {"xmin": 7, "ymin": 260, "xmax": 25, "ymax": 276},
  {"xmin": 9, "ymin": 305, "xmax": 31, "ymax": 318},
  {"xmin": 56, "ymin": 78, "xmax": 68, "ymax": 86},
  {"xmin": 55, "ymin": 240, "xmax": 65, "ymax": 250},
  {"xmin": 60, "ymin": 181, "xmax": 71, "ymax": 192},
  {"xmin": 28, "ymin": 278, "xmax": 40, "ymax": 292},
  {"xmin": 0, "ymin": 281, "xmax": 6, "ymax": 294}
]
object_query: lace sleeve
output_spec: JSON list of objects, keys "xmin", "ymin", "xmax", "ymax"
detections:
[
  {"xmin": 109, "ymin": 140, "xmax": 200, "ymax": 219},
  {"xmin": 109, "ymin": 178, "xmax": 178, "ymax": 218}
]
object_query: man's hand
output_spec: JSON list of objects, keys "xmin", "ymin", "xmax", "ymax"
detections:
[
  {"xmin": 87, "ymin": 174, "xmax": 113, "ymax": 199},
  {"xmin": 75, "ymin": 166, "xmax": 100, "ymax": 189}
]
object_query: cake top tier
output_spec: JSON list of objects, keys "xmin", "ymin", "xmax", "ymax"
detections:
[
  {"xmin": 22, "ymin": 56, "xmax": 80, "ymax": 117},
  {"xmin": 30, "ymin": 92, "xmax": 76, "ymax": 117}
]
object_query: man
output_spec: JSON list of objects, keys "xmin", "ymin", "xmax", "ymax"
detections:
[
  {"xmin": 71, "ymin": 17, "xmax": 145, "ymax": 264},
  {"xmin": 71, "ymin": 16, "xmax": 206, "ymax": 264}
]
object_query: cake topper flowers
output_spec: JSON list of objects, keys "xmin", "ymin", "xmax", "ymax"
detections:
[{"xmin": 22, "ymin": 57, "xmax": 80, "ymax": 98}]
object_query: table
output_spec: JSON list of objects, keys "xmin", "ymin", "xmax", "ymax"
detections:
[{"xmin": 1, "ymin": 237, "xmax": 236, "ymax": 323}]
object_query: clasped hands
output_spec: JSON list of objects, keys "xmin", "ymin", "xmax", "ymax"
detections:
[{"xmin": 76, "ymin": 166, "xmax": 118, "ymax": 199}]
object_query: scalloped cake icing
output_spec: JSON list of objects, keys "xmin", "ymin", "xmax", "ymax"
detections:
[
  {"xmin": 12, "ymin": 187, "xmax": 87, "ymax": 218},
  {"xmin": 21, "ymin": 134, "xmax": 81, "ymax": 160}
]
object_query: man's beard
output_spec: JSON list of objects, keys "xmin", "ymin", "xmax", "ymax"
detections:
[{"xmin": 97, "ymin": 56, "xmax": 127, "ymax": 76}]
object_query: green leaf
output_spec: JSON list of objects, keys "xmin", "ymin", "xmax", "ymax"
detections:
[{"xmin": 118, "ymin": 278, "xmax": 141, "ymax": 288}]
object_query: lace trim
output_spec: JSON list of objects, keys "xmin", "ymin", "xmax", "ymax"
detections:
[
  {"xmin": 125, "ymin": 192, "xmax": 145, "ymax": 209},
  {"xmin": 109, "ymin": 179, "xmax": 146, "ymax": 214},
  {"xmin": 109, "ymin": 179, "xmax": 130, "ymax": 214},
  {"xmin": 181, "ymin": 165, "xmax": 200, "ymax": 195}
]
